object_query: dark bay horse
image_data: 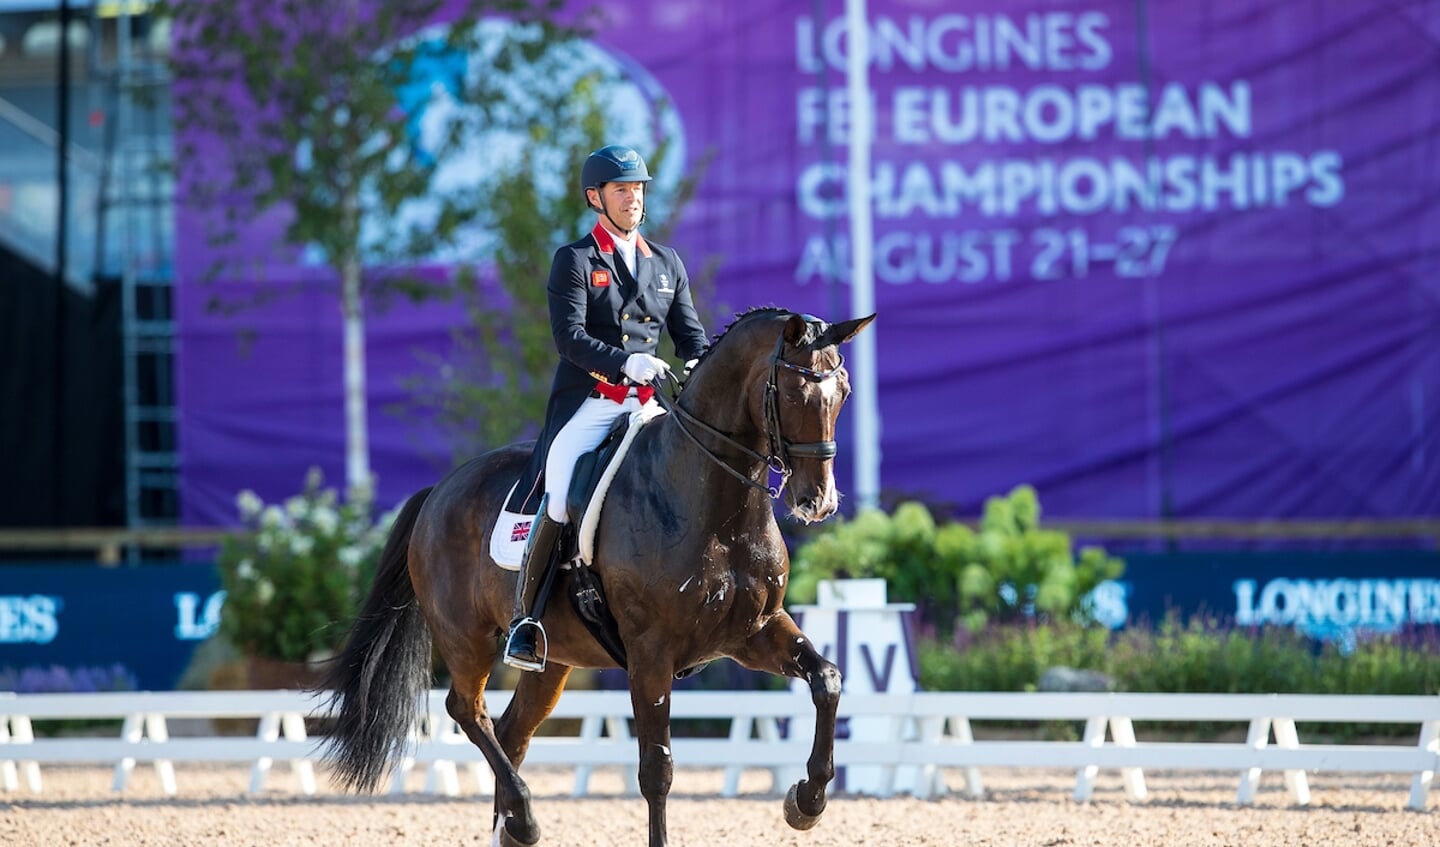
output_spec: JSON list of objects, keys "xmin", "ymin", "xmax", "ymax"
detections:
[{"xmin": 318, "ymin": 307, "xmax": 874, "ymax": 847}]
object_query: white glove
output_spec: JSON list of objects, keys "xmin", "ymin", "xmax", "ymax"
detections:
[
  {"xmin": 623, "ymin": 352, "xmax": 670, "ymax": 385},
  {"xmin": 683, "ymin": 358, "xmax": 700, "ymax": 376}
]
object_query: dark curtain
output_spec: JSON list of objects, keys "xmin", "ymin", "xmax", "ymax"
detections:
[{"xmin": 0, "ymin": 246, "xmax": 124, "ymax": 530}]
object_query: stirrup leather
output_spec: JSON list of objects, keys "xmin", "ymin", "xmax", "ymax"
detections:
[{"xmin": 503, "ymin": 617, "xmax": 547, "ymax": 672}]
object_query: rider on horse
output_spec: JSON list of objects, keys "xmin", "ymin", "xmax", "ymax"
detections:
[{"xmin": 503, "ymin": 144, "xmax": 711, "ymax": 671}]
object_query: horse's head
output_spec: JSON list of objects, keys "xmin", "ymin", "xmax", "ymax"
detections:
[
  {"xmin": 763, "ymin": 312, "xmax": 874, "ymax": 522},
  {"xmin": 672, "ymin": 308, "xmax": 875, "ymax": 523}
]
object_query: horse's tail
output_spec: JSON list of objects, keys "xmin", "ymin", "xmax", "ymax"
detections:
[{"xmin": 317, "ymin": 485, "xmax": 435, "ymax": 792}]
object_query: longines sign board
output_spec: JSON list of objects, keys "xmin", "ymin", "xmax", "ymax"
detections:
[
  {"xmin": 1098, "ymin": 550, "xmax": 1440, "ymax": 646},
  {"xmin": 0, "ymin": 564, "xmax": 221, "ymax": 691}
]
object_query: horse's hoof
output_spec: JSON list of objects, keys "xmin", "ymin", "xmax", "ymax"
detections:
[
  {"xmin": 784, "ymin": 782, "xmax": 825, "ymax": 831},
  {"xmin": 494, "ymin": 816, "xmax": 539, "ymax": 847},
  {"xmin": 499, "ymin": 831, "xmax": 538, "ymax": 847}
]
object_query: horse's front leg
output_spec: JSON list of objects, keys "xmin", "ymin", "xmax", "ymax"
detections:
[
  {"xmin": 628, "ymin": 660, "xmax": 677, "ymax": 847},
  {"xmin": 734, "ymin": 611, "xmax": 840, "ymax": 830}
]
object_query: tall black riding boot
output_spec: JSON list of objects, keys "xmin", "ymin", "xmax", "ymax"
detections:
[{"xmin": 504, "ymin": 500, "xmax": 564, "ymax": 672}]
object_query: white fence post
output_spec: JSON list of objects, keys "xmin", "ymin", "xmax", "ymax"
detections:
[
  {"xmin": 1236, "ymin": 717, "xmax": 1272, "ymax": 804},
  {"xmin": 1, "ymin": 715, "xmax": 40, "ymax": 792},
  {"xmin": 945, "ymin": 716, "xmax": 983, "ymax": 799},
  {"xmin": 1271, "ymin": 718, "xmax": 1309, "ymax": 805},
  {"xmin": 1074, "ymin": 716, "xmax": 1107, "ymax": 802},
  {"xmin": 1410, "ymin": 719, "xmax": 1439, "ymax": 811},
  {"xmin": 1109, "ymin": 717, "xmax": 1147, "ymax": 801}
]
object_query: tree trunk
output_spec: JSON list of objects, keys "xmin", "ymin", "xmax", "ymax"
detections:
[
  {"xmin": 341, "ymin": 254, "xmax": 369, "ymax": 492},
  {"xmin": 339, "ymin": 186, "xmax": 370, "ymax": 492}
]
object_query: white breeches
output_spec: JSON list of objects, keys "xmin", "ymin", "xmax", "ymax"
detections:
[{"xmin": 544, "ymin": 392, "xmax": 652, "ymax": 522}]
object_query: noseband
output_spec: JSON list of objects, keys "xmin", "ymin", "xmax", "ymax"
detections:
[{"xmin": 661, "ymin": 333, "xmax": 844, "ymax": 499}]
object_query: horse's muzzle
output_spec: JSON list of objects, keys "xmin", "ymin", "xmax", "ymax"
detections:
[{"xmin": 789, "ymin": 477, "xmax": 839, "ymax": 524}]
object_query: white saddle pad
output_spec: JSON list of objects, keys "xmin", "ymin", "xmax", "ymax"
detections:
[
  {"xmin": 489, "ymin": 481, "xmax": 534, "ymax": 571},
  {"xmin": 488, "ymin": 403, "xmax": 666, "ymax": 570}
]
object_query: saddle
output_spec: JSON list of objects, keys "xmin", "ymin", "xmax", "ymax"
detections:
[
  {"xmin": 564, "ymin": 414, "xmax": 631, "ymax": 525},
  {"xmin": 555, "ymin": 416, "xmax": 635, "ymax": 670},
  {"xmin": 546, "ymin": 406, "xmax": 710, "ymax": 680},
  {"xmin": 497, "ymin": 404, "xmax": 706, "ymax": 677},
  {"xmin": 540, "ymin": 405, "xmax": 665, "ymax": 672}
]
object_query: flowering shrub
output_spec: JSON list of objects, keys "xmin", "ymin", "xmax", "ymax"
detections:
[
  {"xmin": 217, "ymin": 467, "xmax": 398, "ymax": 663},
  {"xmin": 789, "ymin": 486, "xmax": 1125, "ymax": 637}
]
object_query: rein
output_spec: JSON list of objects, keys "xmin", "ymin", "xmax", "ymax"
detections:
[{"xmin": 654, "ymin": 332, "xmax": 844, "ymax": 500}]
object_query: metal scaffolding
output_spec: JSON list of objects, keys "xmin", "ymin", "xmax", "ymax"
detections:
[{"xmin": 95, "ymin": 5, "xmax": 177, "ymax": 535}]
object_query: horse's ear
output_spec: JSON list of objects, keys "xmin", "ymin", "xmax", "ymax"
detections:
[
  {"xmin": 819, "ymin": 313, "xmax": 875, "ymax": 347},
  {"xmin": 783, "ymin": 313, "xmax": 811, "ymax": 345}
]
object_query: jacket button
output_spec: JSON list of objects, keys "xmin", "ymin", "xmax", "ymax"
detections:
[
  {"xmin": 645, "ymin": 337, "xmax": 653, "ymax": 343},
  {"xmin": 622, "ymin": 334, "xmax": 629, "ymax": 341},
  {"xmin": 622, "ymin": 313, "xmax": 630, "ymax": 320}
]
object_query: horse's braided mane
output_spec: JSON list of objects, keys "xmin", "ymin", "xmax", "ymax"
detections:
[{"xmin": 689, "ymin": 305, "xmax": 791, "ymax": 371}]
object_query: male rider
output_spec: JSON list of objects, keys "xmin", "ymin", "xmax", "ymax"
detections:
[{"xmin": 502, "ymin": 144, "xmax": 709, "ymax": 671}]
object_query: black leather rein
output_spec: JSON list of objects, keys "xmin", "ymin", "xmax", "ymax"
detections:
[{"xmin": 656, "ymin": 333, "xmax": 844, "ymax": 499}]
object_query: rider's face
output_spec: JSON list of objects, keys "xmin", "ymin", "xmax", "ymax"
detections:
[{"xmin": 598, "ymin": 182, "xmax": 645, "ymax": 231}]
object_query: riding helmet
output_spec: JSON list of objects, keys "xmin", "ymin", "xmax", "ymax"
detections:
[{"xmin": 581, "ymin": 144, "xmax": 652, "ymax": 192}]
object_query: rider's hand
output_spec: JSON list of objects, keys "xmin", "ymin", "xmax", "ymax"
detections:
[
  {"xmin": 683, "ymin": 358, "xmax": 700, "ymax": 377},
  {"xmin": 623, "ymin": 352, "xmax": 670, "ymax": 385}
]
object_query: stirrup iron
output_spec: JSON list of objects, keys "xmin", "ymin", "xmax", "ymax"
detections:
[{"xmin": 503, "ymin": 617, "xmax": 547, "ymax": 672}]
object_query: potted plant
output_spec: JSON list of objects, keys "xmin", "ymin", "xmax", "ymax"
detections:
[{"xmin": 216, "ymin": 467, "xmax": 397, "ymax": 688}]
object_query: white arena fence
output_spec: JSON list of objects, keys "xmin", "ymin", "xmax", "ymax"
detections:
[{"xmin": 1, "ymin": 689, "xmax": 1436, "ymax": 810}]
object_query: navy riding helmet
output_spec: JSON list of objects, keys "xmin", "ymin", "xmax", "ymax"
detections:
[{"xmin": 581, "ymin": 144, "xmax": 652, "ymax": 195}]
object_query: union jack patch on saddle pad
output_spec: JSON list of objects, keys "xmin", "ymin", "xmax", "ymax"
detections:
[{"xmin": 511, "ymin": 519, "xmax": 532, "ymax": 543}]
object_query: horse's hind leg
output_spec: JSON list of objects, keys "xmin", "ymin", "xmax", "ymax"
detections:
[
  {"xmin": 443, "ymin": 661, "xmax": 555, "ymax": 847},
  {"xmin": 734, "ymin": 611, "xmax": 841, "ymax": 831},
  {"xmin": 485, "ymin": 662, "xmax": 573, "ymax": 845},
  {"xmin": 494, "ymin": 662, "xmax": 573, "ymax": 770}
]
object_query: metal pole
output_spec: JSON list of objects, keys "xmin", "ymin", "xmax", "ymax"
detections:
[
  {"xmin": 53, "ymin": 0, "xmax": 73, "ymax": 523},
  {"xmin": 56, "ymin": 0, "xmax": 71, "ymax": 285},
  {"xmin": 845, "ymin": 0, "xmax": 879, "ymax": 511}
]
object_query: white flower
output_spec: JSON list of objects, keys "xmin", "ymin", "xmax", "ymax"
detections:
[
  {"xmin": 236, "ymin": 490, "xmax": 264, "ymax": 521},
  {"xmin": 255, "ymin": 578, "xmax": 275, "ymax": 606},
  {"xmin": 285, "ymin": 495, "xmax": 308, "ymax": 521},
  {"xmin": 260, "ymin": 505, "xmax": 287, "ymax": 530},
  {"xmin": 290, "ymin": 535, "xmax": 315, "ymax": 557},
  {"xmin": 311, "ymin": 506, "xmax": 340, "ymax": 535},
  {"xmin": 236, "ymin": 559, "xmax": 256, "ymax": 581},
  {"xmin": 304, "ymin": 465, "xmax": 324, "ymax": 492},
  {"xmin": 338, "ymin": 545, "xmax": 364, "ymax": 568}
]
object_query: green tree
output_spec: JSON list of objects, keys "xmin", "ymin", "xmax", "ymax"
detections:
[{"xmin": 158, "ymin": 0, "xmax": 584, "ymax": 489}]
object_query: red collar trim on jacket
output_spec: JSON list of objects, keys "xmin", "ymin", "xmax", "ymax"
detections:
[{"xmin": 590, "ymin": 221, "xmax": 652, "ymax": 258}]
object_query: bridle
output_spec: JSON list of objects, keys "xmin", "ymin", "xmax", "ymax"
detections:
[{"xmin": 657, "ymin": 331, "xmax": 844, "ymax": 499}]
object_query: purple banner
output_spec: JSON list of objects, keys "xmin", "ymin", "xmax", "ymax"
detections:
[{"xmin": 177, "ymin": 1, "xmax": 1440, "ymax": 526}]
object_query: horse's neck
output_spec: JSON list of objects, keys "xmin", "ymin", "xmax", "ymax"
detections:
[
  {"xmin": 657, "ymin": 324, "xmax": 787, "ymax": 534},
  {"xmin": 675, "ymin": 360, "xmax": 765, "ymax": 448},
  {"xmin": 650, "ymin": 414, "xmax": 778, "ymax": 533}
]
